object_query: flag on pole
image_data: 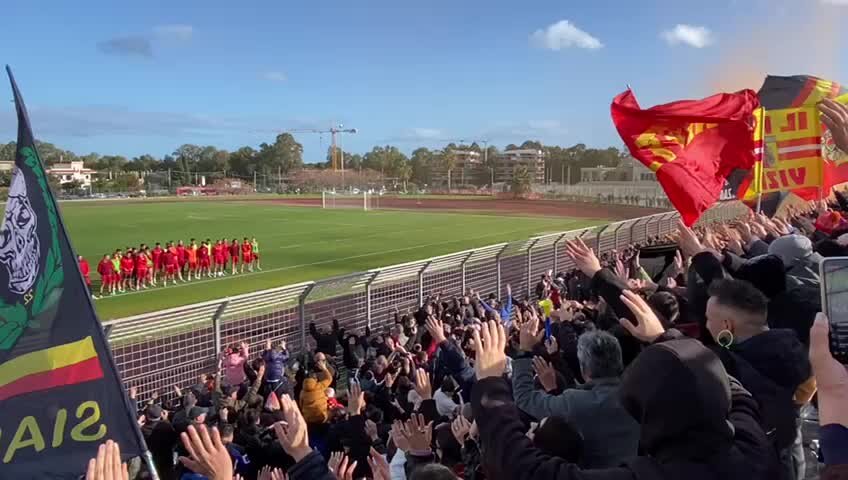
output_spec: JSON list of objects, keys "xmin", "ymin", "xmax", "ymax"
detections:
[
  {"xmin": 0, "ymin": 67, "xmax": 146, "ymax": 477},
  {"xmin": 611, "ymin": 88, "xmax": 760, "ymax": 225}
]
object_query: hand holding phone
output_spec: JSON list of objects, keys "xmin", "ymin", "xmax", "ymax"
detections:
[{"xmin": 818, "ymin": 257, "xmax": 848, "ymax": 364}]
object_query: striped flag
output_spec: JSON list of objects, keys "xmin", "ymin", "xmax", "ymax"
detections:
[{"xmin": 0, "ymin": 67, "xmax": 146, "ymax": 477}]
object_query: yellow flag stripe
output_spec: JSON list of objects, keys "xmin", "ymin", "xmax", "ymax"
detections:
[{"xmin": 0, "ymin": 336, "xmax": 98, "ymax": 387}]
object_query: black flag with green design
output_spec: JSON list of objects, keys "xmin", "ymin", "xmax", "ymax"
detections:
[{"xmin": 0, "ymin": 67, "xmax": 146, "ymax": 477}]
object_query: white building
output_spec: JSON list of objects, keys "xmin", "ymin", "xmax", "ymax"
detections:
[
  {"xmin": 495, "ymin": 149, "xmax": 545, "ymax": 183},
  {"xmin": 47, "ymin": 161, "xmax": 95, "ymax": 188}
]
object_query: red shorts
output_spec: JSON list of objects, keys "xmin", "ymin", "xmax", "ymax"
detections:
[
  {"xmin": 200, "ymin": 258, "xmax": 210, "ymax": 268},
  {"xmin": 214, "ymin": 256, "xmax": 225, "ymax": 266},
  {"xmin": 154, "ymin": 261, "xmax": 163, "ymax": 271},
  {"xmin": 189, "ymin": 261, "xmax": 198, "ymax": 270},
  {"xmin": 136, "ymin": 268, "xmax": 147, "ymax": 278},
  {"xmin": 179, "ymin": 258, "xmax": 187, "ymax": 268},
  {"xmin": 166, "ymin": 265, "xmax": 178, "ymax": 274},
  {"xmin": 101, "ymin": 274, "xmax": 112, "ymax": 285},
  {"xmin": 231, "ymin": 255, "xmax": 240, "ymax": 265},
  {"xmin": 122, "ymin": 269, "xmax": 133, "ymax": 278},
  {"xmin": 251, "ymin": 253, "xmax": 259, "ymax": 260}
]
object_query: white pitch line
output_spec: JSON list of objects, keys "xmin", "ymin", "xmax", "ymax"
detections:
[{"xmin": 94, "ymin": 223, "xmax": 583, "ymax": 302}]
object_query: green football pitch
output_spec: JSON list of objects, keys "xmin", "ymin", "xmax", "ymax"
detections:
[{"xmin": 57, "ymin": 200, "xmax": 609, "ymax": 319}]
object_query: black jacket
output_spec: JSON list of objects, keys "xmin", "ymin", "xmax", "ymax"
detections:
[
  {"xmin": 716, "ymin": 328, "xmax": 811, "ymax": 449},
  {"xmin": 472, "ymin": 338, "xmax": 778, "ymax": 480}
]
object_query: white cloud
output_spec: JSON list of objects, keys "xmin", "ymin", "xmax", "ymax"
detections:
[
  {"xmin": 530, "ymin": 20, "xmax": 603, "ymax": 51},
  {"xmin": 262, "ymin": 71, "xmax": 288, "ymax": 82},
  {"xmin": 661, "ymin": 24, "xmax": 714, "ymax": 48},
  {"xmin": 153, "ymin": 24, "xmax": 194, "ymax": 41}
]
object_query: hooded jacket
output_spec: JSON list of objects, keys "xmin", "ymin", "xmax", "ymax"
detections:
[
  {"xmin": 472, "ymin": 338, "xmax": 778, "ymax": 480},
  {"xmin": 716, "ymin": 329, "xmax": 811, "ymax": 450},
  {"xmin": 299, "ymin": 370, "xmax": 332, "ymax": 424},
  {"xmin": 263, "ymin": 348, "xmax": 289, "ymax": 383}
]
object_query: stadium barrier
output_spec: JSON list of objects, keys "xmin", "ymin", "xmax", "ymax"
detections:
[{"xmin": 103, "ymin": 201, "xmax": 750, "ymax": 400}]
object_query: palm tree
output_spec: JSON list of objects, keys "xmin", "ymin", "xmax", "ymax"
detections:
[{"xmin": 441, "ymin": 148, "xmax": 456, "ymax": 191}]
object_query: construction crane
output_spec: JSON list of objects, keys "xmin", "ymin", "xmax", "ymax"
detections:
[{"xmin": 286, "ymin": 124, "xmax": 357, "ymax": 171}]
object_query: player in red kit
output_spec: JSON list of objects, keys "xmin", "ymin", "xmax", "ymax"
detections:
[
  {"xmin": 135, "ymin": 250, "xmax": 150, "ymax": 290},
  {"xmin": 97, "ymin": 254, "xmax": 113, "ymax": 297},
  {"xmin": 241, "ymin": 237, "xmax": 253, "ymax": 273},
  {"xmin": 176, "ymin": 240, "xmax": 188, "ymax": 281},
  {"xmin": 213, "ymin": 240, "xmax": 226, "ymax": 277},
  {"xmin": 151, "ymin": 242, "xmax": 164, "ymax": 286},
  {"xmin": 78, "ymin": 255, "xmax": 92, "ymax": 296},
  {"xmin": 198, "ymin": 241, "xmax": 211, "ymax": 278},
  {"xmin": 187, "ymin": 238, "xmax": 199, "ymax": 281},
  {"xmin": 229, "ymin": 239, "xmax": 240, "ymax": 275},
  {"xmin": 164, "ymin": 248, "xmax": 179, "ymax": 286},
  {"xmin": 120, "ymin": 251, "xmax": 135, "ymax": 291}
]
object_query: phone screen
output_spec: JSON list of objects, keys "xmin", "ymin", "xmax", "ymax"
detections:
[{"xmin": 820, "ymin": 258, "xmax": 848, "ymax": 362}]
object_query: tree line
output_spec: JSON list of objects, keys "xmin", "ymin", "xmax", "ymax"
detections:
[{"xmin": 0, "ymin": 135, "xmax": 630, "ymax": 189}]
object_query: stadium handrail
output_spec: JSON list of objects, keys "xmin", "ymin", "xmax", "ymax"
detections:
[{"xmin": 103, "ymin": 201, "xmax": 749, "ymax": 399}]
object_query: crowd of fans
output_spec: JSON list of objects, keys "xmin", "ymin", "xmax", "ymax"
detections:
[{"xmin": 82, "ymin": 189, "xmax": 848, "ymax": 480}]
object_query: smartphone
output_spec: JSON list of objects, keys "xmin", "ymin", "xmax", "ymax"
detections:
[{"xmin": 818, "ymin": 257, "xmax": 848, "ymax": 364}]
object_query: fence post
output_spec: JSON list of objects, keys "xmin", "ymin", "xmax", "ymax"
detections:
[
  {"xmin": 526, "ymin": 239, "xmax": 539, "ymax": 298},
  {"xmin": 594, "ymin": 225, "xmax": 609, "ymax": 253},
  {"xmin": 496, "ymin": 251, "xmax": 503, "ymax": 300},
  {"xmin": 298, "ymin": 284, "xmax": 315, "ymax": 355},
  {"xmin": 552, "ymin": 234, "xmax": 566, "ymax": 274},
  {"xmin": 212, "ymin": 300, "xmax": 229, "ymax": 358},
  {"xmin": 417, "ymin": 261, "xmax": 432, "ymax": 307},
  {"xmin": 460, "ymin": 251, "xmax": 473, "ymax": 294},
  {"xmin": 365, "ymin": 272, "xmax": 378, "ymax": 329}
]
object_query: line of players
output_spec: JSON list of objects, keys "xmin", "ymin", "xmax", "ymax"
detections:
[{"xmin": 93, "ymin": 237, "xmax": 261, "ymax": 296}]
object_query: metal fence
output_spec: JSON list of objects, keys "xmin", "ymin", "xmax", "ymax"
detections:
[{"xmin": 103, "ymin": 201, "xmax": 750, "ymax": 400}]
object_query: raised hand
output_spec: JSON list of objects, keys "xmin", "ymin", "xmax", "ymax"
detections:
[
  {"xmin": 400, "ymin": 413, "xmax": 433, "ymax": 452},
  {"xmin": 85, "ymin": 440, "xmax": 129, "ymax": 480},
  {"xmin": 425, "ymin": 316, "xmax": 447, "ymax": 344},
  {"xmin": 532, "ymin": 356, "xmax": 558, "ymax": 392},
  {"xmin": 518, "ymin": 312, "xmax": 542, "ymax": 352},
  {"xmin": 544, "ymin": 336, "xmax": 559, "ymax": 355},
  {"xmin": 327, "ymin": 452, "xmax": 344, "ymax": 477},
  {"xmin": 274, "ymin": 395, "xmax": 312, "ymax": 462},
  {"xmin": 413, "ymin": 368, "xmax": 432, "ymax": 400},
  {"xmin": 348, "ymin": 381, "xmax": 365, "ymax": 416},
  {"xmin": 258, "ymin": 465, "xmax": 288, "ymax": 480},
  {"xmin": 334, "ymin": 455, "xmax": 357, "ymax": 480},
  {"xmin": 451, "ymin": 414, "xmax": 472, "ymax": 445},
  {"xmin": 820, "ymin": 98, "xmax": 848, "ymax": 153},
  {"xmin": 564, "ymin": 237, "xmax": 602, "ymax": 277},
  {"xmin": 365, "ymin": 419, "xmax": 380, "ymax": 442},
  {"xmin": 618, "ymin": 290, "xmax": 666, "ymax": 343},
  {"xmin": 473, "ymin": 320, "xmax": 508, "ymax": 380},
  {"xmin": 368, "ymin": 447, "xmax": 391, "ymax": 480},
  {"xmin": 390, "ymin": 420, "xmax": 411, "ymax": 452},
  {"xmin": 178, "ymin": 425, "xmax": 233, "ymax": 480},
  {"xmin": 676, "ymin": 220, "xmax": 703, "ymax": 258}
]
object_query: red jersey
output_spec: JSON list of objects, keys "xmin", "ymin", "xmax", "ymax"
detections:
[
  {"xmin": 79, "ymin": 258, "xmax": 90, "ymax": 277},
  {"xmin": 213, "ymin": 244, "xmax": 225, "ymax": 259},
  {"xmin": 120, "ymin": 256, "xmax": 135, "ymax": 273},
  {"xmin": 97, "ymin": 259, "xmax": 112, "ymax": 276},
  {"xmin": 242, "ymin": 242, "xmax": 252, "ymax": 256},
  {"xmin": 135, "ymin": 253, "xmax": 148, "ymax": 270},
  {"xmin": 229, "ymin": 243, "xmax": 240, "ymax": 257},
  {"xmin": 165, "ymin": 251, "xmax": 179, "ymax": 267},
  {"xmin": 152, "ymin": 247, "xmax": 164, "ymax": 266},
  {"xmin": 199, "ymin": 245, "xmax": 210, "ymax": 259},
  {"xmin": 177, "ymin": 245, "xmax": 187, "ymax": 262}
]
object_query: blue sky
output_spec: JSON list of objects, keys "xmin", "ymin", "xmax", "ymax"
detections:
[{"xmin": 1, "ymin": 0, "xmax": 846, "ymax": 162}]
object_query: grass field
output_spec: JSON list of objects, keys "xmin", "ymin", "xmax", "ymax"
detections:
[{"xmin": 58, "ymin": 200, "xmax": 609, "ymax": 319}]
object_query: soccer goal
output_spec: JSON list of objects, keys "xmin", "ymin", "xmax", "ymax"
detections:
[{"xmin": 321, "ymin": 191, "xmax": 378, "ymax": 211}]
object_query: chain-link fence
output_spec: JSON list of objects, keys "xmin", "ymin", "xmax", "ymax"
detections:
[{"xmin": 103, "ymin": 201, "xmax": 750, "ymax": 400}]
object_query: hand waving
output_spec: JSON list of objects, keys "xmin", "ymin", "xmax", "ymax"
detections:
[
  {"xmin": 820, "ymin": 98, "xmax": 848, "ymax": 154},
  {"xmin": 85, "ymin": 440, "xmax": 129, "ymax": 480},
  {"xmin": 425, "ymin": 316, "xmax": 447, "ymax": 344},
  {"xmin": 532, "ymin": 357, "xmax": 558, "ymax": 392},
  {"xmin": 274, "ymin": 395, "xmax": 312, "ymax": 462},
  {"xmin": 564, "ymin": 238, "xmax": 602, "ymax": 277},
  {"xmin": 413, "ymin": 368, "xmax": 433, "ymax": 400},
  {"xmin": 178, "ymin": 425, "xmax": 233, "ymax": 480},
  {"xmin": 618, "ymin": 290, "xmax": 666, "ymax": 343},
  {"xmin": 473, "ymin": 320, "xmax": 508, "ymax": 380},
  {"xmin": 400, "ymin": 413, "xmax": 433, "ymax": 452}
]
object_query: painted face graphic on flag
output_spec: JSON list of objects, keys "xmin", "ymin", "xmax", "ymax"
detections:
[{"xmin": 0, "ymin": 168, "xmax": 41, "ymax": 295}]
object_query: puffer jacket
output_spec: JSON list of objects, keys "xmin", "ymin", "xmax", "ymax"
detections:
[{"xmin": 299, "ymin": 371, "xmax": 332, "ymax": 424}]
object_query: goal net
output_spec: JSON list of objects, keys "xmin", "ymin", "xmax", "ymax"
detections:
[{"xmin": 321, "ymin": 191, "xmax": 379, "ymax": 210}]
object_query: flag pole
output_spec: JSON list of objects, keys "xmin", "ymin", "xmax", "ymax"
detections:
[
  {"xmin": 5, "ymin": 65, "xmax": 160, "ymax": 480},
  {"xmin": 755, "ymin": 107, "xmax": 765, "ymax": 214}
]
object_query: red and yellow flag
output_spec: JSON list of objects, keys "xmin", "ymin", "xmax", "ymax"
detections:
[
  {"xmin": 611, "ymin": 89, "xmax": 760, "ymax": 225},
  {"xmin": 0, "ymin": 336, "xmax": 103, "ymax": 402}
]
